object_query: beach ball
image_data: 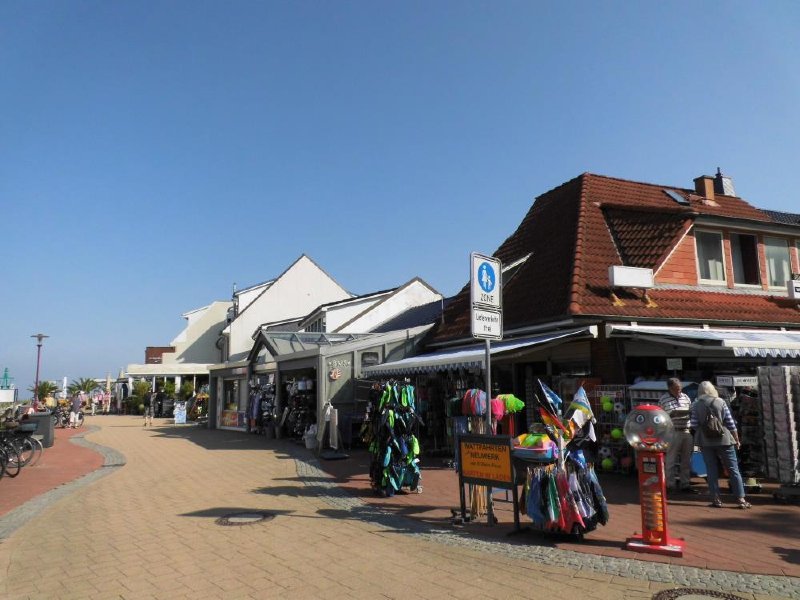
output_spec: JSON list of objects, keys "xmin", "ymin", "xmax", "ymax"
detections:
[
  {"xmin": 602, "ymin": 400, "xmax": 614, "ymax": 412},
  {"xmin": 601, "ymin": 457, "xmax": 614, "ymax": 471},
  {"xmin": 611, "ymin": 428, "xmax": 623, "ymax": 441}
]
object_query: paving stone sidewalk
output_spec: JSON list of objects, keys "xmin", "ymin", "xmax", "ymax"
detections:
[{"xmin": 0, "ymin": 416, "xmax": 796, "ymax": 600}]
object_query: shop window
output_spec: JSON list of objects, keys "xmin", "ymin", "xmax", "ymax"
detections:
[
  {"xmin": 730, "ymin": 233, "xmax": 760, "ymax": 286},
  {"xmin": 764, "ymin": 236, "xmax": 791, "ymax": 287},
  {"xmin": 223, "ymin": 379, "xmax": 240, "ymax": 410},
  {"xmin": 695, "ymin": 230, "xmax": 726, "ymax": 284}
]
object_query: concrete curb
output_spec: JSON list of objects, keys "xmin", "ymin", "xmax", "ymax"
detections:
[{"xmin": 0, "ymin": 425, "xmax": 126, "ymax": 542}]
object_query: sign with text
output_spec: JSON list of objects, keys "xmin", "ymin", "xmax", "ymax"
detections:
[
  {"xmin": 458, "ymin": 434, "xmax": 513, "ymax": 487},
  {"xmin": 470, "ymin": 252, "xmax": 503, "ymax": 340},
  {"xmin": 471, "ymin": 253, "xmax": 502, "ymax": 309},
  {"xmin": 666, "ymin": 358, "xmax": 683, "ymax": 371},
  {"xmin": 716, "ymin": 375, "xmax": 758, "ymax": 388},
  {"xmin": 471, "ymin": 307, "xmax": 503, "ymax": 340}
]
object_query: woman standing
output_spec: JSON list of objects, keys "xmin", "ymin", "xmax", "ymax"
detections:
[{"xmin": 690, "ymin": 381, "xmax": 751, "ymax": 509}]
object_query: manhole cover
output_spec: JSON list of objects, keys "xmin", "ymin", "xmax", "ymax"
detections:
[
  {"xmin": 215, "ymin": 512, "xmax": 275, "ymax": 527},
  {"xmin": 653, "ymin": 589, "xmax": 747, "ymax": 600}
]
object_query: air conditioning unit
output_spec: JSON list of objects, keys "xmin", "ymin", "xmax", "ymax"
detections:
[
  {"xmin": 608, "ymin": 266, "xmax": 654, "ymax": 289},
  {"xmin": 788, "ymin": 279, "xmax": 800, "ymax": 300}
]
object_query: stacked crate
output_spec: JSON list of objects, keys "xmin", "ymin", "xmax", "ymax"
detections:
[{"xmin": 757, "ymin": 366, "xmax": 800, "ymax": 484}]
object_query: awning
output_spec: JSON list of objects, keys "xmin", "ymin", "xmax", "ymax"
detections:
[
  {"xmin": 607, "ymin": 324, "xmax": 800, "ymax": 359},
  {"xmin": 363, "ymin": 326, "xmax": 597, "ymax": 376}
]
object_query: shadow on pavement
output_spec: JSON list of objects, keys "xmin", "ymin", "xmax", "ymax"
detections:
[
  {"xmin": 178, "ymin": 507, "xmax": 296, "ymax": 518},
  {"xmin": 774, "ymin": 546, "xmax": 800, "ymax": 565}
]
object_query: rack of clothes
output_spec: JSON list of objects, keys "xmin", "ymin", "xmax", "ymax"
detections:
[
  {"xmin": 363, "ymin": 381, "xmax": 422, "ymax": 497},
  {"xmin": 247, "ymin": 382, "xmax": 277, "ymax": 435}
]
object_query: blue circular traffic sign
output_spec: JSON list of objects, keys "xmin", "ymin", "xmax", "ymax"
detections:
[{"xmin": 478, "ymin": 262, "xmax": 496, "ymax": 293}]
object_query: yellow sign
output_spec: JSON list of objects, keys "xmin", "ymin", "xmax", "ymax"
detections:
[{"xmin": 460, "ymin": 440, "xmax": 512, "ymax": 485}]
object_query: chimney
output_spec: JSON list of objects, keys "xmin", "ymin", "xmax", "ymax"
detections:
[
  {"xmin": 714, "ymin": 167, "xmax": 735, "ymax": 196},
  {"xmin": 693, "ymin": 174, "xmax": 715, "ymax": 200}
]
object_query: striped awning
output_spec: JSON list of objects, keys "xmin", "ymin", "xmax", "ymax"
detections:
[
  {"xmin": 607, "ymin": 324, "xmax": 800, "ymax": 359},
  {"xmin": 362, "ymin": 326, "xmax": 597, "ymax": 376}
]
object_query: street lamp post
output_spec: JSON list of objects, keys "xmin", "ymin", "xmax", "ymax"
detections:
[{"xmin": 31, "ymin": 333, "xmax": 49, "ymax": 410}]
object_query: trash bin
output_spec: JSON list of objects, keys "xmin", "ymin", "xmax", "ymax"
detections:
[{"xmin": 25, "ymin": 411, "xmax": 55, "ymax": 448}]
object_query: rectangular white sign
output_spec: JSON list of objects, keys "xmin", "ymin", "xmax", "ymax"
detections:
[
  {"xmin": 471, "ymin": 253, "xmax": 502, "ymax": 309},
  {"xmin": 471, "ymin": 308, "xmax": 503, "ymax": 340},
  {"xmin": 666, "ymin": 358, "xmax": 682, "ymax": 371},
  {"xmin": 717, "ymin": 376, "xmax": 758, "ymax": 388}
]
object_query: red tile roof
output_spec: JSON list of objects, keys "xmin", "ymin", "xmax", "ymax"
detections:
[
  {"xmin": 603, "ymin": 207, "xmax": 689, "ymax": 270},
  {"xmin": 430, "ymin": 172, "xmax": 800, "ymax": 344}
]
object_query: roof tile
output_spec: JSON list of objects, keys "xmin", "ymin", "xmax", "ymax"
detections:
[{"xmin": 430, "ymin": 172, "xmax": 800, "ymax": 344}]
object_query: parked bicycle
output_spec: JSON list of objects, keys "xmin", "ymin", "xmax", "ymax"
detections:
[
  {"xmin": 0, "ymin": 421, "xmax": 44, "ymax": 480},
  {"xmin": 53, "ymin": 405, "xmax": 84, "ymax": 428}
]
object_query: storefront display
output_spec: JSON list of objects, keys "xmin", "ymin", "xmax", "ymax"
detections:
[
  {"xmin": 281, "ymin": 377, "xmax": 316, "ymax": 440},
  {"xmin": 248, "ymin": 376, "xmax": 276, "ymax": 437},
  {"xmin": 730, "ymin": 386, "xmax": 764, "ymax": 480},
  {"xmin": 364, "ymin": 381, "xmax": 421, "ymax": 496},
  {"xmin": 593, "ymin": 385, "xmax": 632, "ymax": 473},
  {"xmin": 220, "ymin": 378, "xmax": 247, "ymax": 430},
  {"xmin": 516, "ymin": 386, "xmax": 609, "ymax": 538},
  {"xmin": 758, "ymin": 366, "xmax": 800, "ymax": 501}
]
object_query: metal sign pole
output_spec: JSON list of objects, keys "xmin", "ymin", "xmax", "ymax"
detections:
[
  {"xmin": 485, "ymin": 337, "xmax": 494, "ymax": 526},
  {"xmin": 470, "ymin": 251, "xmax": 502, "ymax": 528}
]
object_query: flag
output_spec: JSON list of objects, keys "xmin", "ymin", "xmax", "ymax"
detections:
[
  {"xmin": 538, "ymin": 380, "xmax": 563, "ymax": 416},
  {"xmin": 567, "ymin": 386, "xmax": 594, "ymax": 422},
  {"xmin": 566, "ymin": 386, "xmax": 596, "ymax": 442},
  {"xmin": 538, "ymin": 406, "xmax": 568, "ymax": 433}
]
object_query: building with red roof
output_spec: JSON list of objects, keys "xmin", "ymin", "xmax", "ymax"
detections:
[{"xmin": 366, "ymin": 169, "xmax": 800, "ymax": 413}]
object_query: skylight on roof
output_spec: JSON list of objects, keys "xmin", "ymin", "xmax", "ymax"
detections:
[{"xmin": 664, "ymin": 189, "xmax": 690, "ymax": 206}]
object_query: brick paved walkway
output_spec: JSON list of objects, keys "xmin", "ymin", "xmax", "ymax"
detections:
[{"xmin": 0, "ymin": 416, "xmax": 797, "ymax": 599}]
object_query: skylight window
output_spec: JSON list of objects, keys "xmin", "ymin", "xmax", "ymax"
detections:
[{"xmin": 664, "ymin": 189, "xmax": 690, "ymax": 206}]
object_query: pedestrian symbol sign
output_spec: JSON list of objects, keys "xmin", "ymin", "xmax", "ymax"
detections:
[
  {"xmin": 478, "ymin": 262, "xmax": 496, "ymax": 294},
  {"xmin": 471, "ymin": 253, "xmax": 502, "ymax": 310},
  {"xmin": 470, "ymin": 252, "xmax": 502, "ymax": 340}
]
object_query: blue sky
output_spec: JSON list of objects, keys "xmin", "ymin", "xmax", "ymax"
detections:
[{"xmin": 2, "ymin": 1, "xmax": 799, "ymax": 395}]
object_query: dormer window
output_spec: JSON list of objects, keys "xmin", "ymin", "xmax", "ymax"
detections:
[
  {"xmin": 695, "ymin": 230, "xmax": 726, "ymax": 284},
  {"xmin": 764, "ymin": 236, "xmax": 791, "ymax": 288}
]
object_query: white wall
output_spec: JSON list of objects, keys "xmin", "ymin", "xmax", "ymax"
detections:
[
  {"xmin": 317, "ymin": 296, "xmax": 385, "ymax": 332},
  {"xmin": 162, "ymin": 300, "xmax": 232, "ymax": 364},
  {"xmin": 237, "ymin": 282, "xmax": 272, "ymax": 313},
  {"xmin": 228, "ymin": 256, "xmax": 351, "ymax": 356},
  {"xmin": 337, "ymin": 280, "xmax": 441, "ymax": 333}
]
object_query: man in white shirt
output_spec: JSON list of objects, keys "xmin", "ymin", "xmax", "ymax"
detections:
[{"xmin": 659, "ymin": 378, "xmax": 697, "ymax": 493}]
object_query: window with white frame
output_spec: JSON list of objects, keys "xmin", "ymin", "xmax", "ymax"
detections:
[
  {"xmin": 730, "ymin": 233, "xmax": 760, "ymax": 285},
  {"xmin": 765, "ymin": 237, "xmax": 791, "ymax": 287},
  {"xmin": 796, "ymin": 241, "xmax": 800, "ymax": 276},
  {"xmin": 695, "ymin": 230, "xmax": 726, "ymax": 283}
]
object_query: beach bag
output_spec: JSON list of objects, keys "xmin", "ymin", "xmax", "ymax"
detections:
[{"xmin": 702, "ymin": 400, "xmax": 725, "ymax": 438}]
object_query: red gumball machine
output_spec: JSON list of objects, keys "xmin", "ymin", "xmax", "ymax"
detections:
[{"xmin": 623, "ymin": 404, "xmax": 685, "ymax": 557}]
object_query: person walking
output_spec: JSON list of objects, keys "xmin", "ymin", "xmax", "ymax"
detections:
[
  {"xmin": 69, "ymin": 392, "xmax": 83, "ymax": 428},
  {"xmin": 143, "ymin": 392, "xmax": 154, "ymax": 427},
  {"xmin": 659, "ymin": 378, "xmax": 696, "ymax": 494},
  {"xmin": 690, "ymin": 381, "xmax": 751, "ymax": 509}
]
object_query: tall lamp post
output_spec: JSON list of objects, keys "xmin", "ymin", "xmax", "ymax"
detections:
[{"xmin": 31, "ymin": 333, "xmax": 49, "ymax": 410}]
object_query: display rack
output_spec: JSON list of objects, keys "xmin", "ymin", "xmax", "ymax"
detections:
[
  {"xmin": 593, "ymin": 385, "xmax": 631, "ymax": 473},
  {"xmin": 730, "ymin": 388, "xmax": 764, "ymax": 479},
  {"xmin": 758, "ymin": 366, "xmax": 800, "ymax": 502}
]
